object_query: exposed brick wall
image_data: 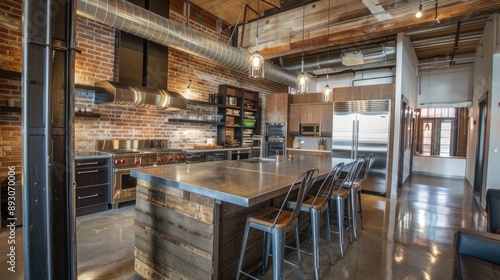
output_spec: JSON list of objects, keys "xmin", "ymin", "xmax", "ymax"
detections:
[
  {"xmin": 75, "ymin": 17, "xmax": 116, "ymax": 85},
  {"xmin": 0, "ymin": 1, "xmax": 289, "ymax": 182},
  {"xmin": 0, "ymin": 0, "xmax": 22, "ymax": 186},
  {"xmin": 74, "ymin": 10, "xmax": 287, "ymax": 151},
  {"xmin": 0, "ymin": 0, "xmax": 22, "ymax": 72}
]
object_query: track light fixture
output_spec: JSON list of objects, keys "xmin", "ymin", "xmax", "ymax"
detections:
[{"xmin": 415, "ymin": 0, "xmax": 423, "ymax": 18}]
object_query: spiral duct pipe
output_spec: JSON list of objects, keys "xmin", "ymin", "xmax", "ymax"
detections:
[{"xmin": 76, "ymin": 0, "xmax": 298, "ymax": 87}]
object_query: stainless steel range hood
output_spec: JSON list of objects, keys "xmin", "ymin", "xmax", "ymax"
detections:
[{"xmin": 94, "ymin": 81, "xmax": 187, "ymax": 111}]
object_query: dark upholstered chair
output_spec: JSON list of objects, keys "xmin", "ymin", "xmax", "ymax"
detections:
[
  {"xmin": 486, "ymin": 189, "xmax": 500, "ymax": 234},
  {"xmin": 452, "ymin": 228, "xmax": 500, "ymax": 279}
]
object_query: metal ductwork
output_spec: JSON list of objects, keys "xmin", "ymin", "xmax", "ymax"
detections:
[
  {"xmin": 281, "ymin": 45, "xmax": 397, "ymax": 73},
  {"xmin": 76, "ymin": 0, "xmax": 298, "ymax": 87},
  {"xmin": 94, "ymin": 81, "xmax": 188, "ymax": 111}
]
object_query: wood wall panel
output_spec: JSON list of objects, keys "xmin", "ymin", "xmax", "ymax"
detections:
[{"xmin": 135, "ymin": 180, "xmax": 216, "ymax": 279}]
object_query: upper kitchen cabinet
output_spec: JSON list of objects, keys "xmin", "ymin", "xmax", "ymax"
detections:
[
  {"xmin": 265, "ymin": 93, "xmax": 289, "ymax": 123},
  {"xmin": 289, "ymin": 103, "xmax": 333, "ymax": 137},
  {"xmin": 300, "ymin": 104, "xmax": 322, "ymax": 123},
  {"xmin": 333, "ymin": 84, "xmax": 395, "ymax": 101},
  {"xmin": 333, "ymin": 87, "xmax": 360, "ymax": 102}
]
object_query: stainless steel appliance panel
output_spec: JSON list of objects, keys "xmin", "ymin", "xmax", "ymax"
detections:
[
  {"xmin": 332, "ymin": 100, "xmax": 390, "ymax": 196},
  {"xmin": 266, "ymin": 123, "xmax": 286, "ymax": 137},
  {"xmin": 267, "ymin": 138, "xmax": 285, "ymax": 157}
]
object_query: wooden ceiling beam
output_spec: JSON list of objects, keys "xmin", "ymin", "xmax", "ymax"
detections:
[{"xmin": 243, "ymin": 0, "xmax": 500, "ymax": 59}]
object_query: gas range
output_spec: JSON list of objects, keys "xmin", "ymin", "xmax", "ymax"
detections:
[
  {"xmin": 96, "ymin": 140, "xmax": 186, "ymax": 168},
  {"xmin": 102, "ymin": 148, "xmax": 186, "ymax": 168},
  {"xmin": 95, "ymin": 140, "xmax": 186, "ymax": 207}
]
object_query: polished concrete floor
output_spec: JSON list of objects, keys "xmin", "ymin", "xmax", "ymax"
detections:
[{"xmin": 0, "ymin": 174, "xmax": 486, "ymax": 279}]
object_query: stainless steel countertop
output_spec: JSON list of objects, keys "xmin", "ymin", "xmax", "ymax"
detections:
[
  {"xmin": 131, "ymin": 156, "xmax": 351, "ymax": 207},
  {"xmin": 75, "ymin": 151, "xmax": 112, "ymax": 160},
  {"xmin": 185, "ymin": 147, "xmax": 252, "ymax": 153},
  {"xmin": 287, "ymin": 148, "xmax": 332, "ymax": 153}
]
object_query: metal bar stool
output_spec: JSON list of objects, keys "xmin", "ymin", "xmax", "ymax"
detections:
[
  {"xmin": 325, "ymin": 158, "xmax": 361, "ymax": 258},
  {"xmin": 236, "ymin": 168, "xmax": 319, "ymax": 280},
  {"xmin": 350, "ymin": 153, "xmax": 375, "ymax": 232},
  {"xmin": 347, "ymin": 155, "xmax": 370, "ymax": 240},
  {"xmin": 287, "ymin": 162, "xmax": 344, "ymax": 280}
]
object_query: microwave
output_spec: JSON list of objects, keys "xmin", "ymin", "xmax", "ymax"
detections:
[{"xmin": 300, "ymin": 123, "xmax": 321, "ymax": 136}]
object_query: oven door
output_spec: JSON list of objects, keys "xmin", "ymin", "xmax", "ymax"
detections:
[
  {"xmin": 266, "ymin": 123, "xmax": 286, "ymax": 137},
  {"xmin": 267, "ymin": 139, "xmax": 285, "ymax": 157},
  {"xmin": 112, "ymin": 167, "xmax": 141, "ymax": 205}
]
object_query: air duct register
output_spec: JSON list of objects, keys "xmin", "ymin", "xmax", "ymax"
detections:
[
  {"xmin": 94, "ymin": 81, "xmax": 187, "ymax": 111},
  {"xmin": 341, "ymin": 46, "xmax": 390, "ymax": 67}
]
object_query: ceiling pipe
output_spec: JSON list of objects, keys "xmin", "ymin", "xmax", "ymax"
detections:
[
  {"xmin": 281, "ymin": 45, "xmax": 396, "ymax": 73},
  {"xmin": 76, "ymin": 0, "xmax": 298, "ymax": 87}
]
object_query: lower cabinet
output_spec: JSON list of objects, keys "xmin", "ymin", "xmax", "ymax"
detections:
[{"xmin": 75, "ymin": 157, "xmax": 110, "ymax": 216}]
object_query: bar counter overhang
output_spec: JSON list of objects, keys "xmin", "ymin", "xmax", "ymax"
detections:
[{"xmin": 131, "ymin": 156, "xmax": 350, "ymax": 279}]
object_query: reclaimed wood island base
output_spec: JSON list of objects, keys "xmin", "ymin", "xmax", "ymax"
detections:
[{"xmin": 131, "ymin": 157, "xmax": 349, "ymax": 279}]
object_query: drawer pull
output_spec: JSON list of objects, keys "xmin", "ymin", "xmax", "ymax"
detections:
[
  {"xmin": 77, "ymin": 162, "xmax": 99, "ymax": 166},
  {"xmin": 77, "ymin": 170, "xmax": 100, "ymax": 174},
  {"xmin": 78, "ymin": 193, "xmax": 99, "ymax": 199}
]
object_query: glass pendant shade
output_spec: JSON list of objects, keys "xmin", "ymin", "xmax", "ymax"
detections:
[
  {"xmin": 296, "ymin": 72, "xmax": 308, "ymax": 94},
  {"xmin": 249, "ymin": 51, "xmax": 265, "ymax": 79},
  {"xmin": 323, "ymin": 84, "xmax": 332, "ymax": 102}
]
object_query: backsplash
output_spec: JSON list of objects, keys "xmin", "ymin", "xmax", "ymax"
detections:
[{"xmin": 75, "ymin": 89, "xmax": 217, "ymax": 152}]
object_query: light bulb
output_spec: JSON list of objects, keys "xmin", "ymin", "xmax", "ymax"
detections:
[
  {"xmin": 415, "ymin": 10, "xmax": 422, "ymax": 18},
  {"xmin": 323, "ymin": 85, "xmax": 331, "ymax": 96},
  {"xmin": 299, "ymin": 76, "xmax": 306, "ymax": 84},
  {"xmin": 252, "ymin": 56, "xmax": 260, "ymax": 68}
]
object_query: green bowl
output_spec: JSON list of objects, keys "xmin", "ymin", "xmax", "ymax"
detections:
[{"xmin": 243, "ymin": 119, "xmax": 256, "ymax": 127}]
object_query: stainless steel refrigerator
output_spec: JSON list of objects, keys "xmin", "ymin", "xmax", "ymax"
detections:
[{"xmin": 332, "ymin": 100, "xmax": 390, "ymax": 196}]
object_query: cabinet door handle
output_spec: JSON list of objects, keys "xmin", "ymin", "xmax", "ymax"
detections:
[
  {"xmin": 77, "ymin": 170, "xmax": 99, "ymax": 174},
  {"xmin": 77, "ymin": 162, "xmax": 99, "ymax": 166},
  {"xmin": 78, "ymin": 193, "xmax": 99, "ymax": 199}
]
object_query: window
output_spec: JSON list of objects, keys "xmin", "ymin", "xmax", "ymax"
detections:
[{"xmin": 416, "ymin": 108, "xmax": 462, "ymax": 156}]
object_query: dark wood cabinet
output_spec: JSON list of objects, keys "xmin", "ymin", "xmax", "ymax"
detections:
[
  {"xmin": 289, "ymin": 103, "xmax": 332, "ymax": 136},
  {"xmin": 75, "ymin": 157, "xmax": 110, "ymax": 216},
  {"xmin": 265, "ymin": 93, "xmax": 289, "ymax": 123}
]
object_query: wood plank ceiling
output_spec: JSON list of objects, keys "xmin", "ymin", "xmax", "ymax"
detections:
[{"xmin": 188, "ymin": 0, "xmax": 500, "ymax": 75}]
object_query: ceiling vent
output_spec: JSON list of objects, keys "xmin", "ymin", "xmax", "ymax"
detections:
[{"xmin": 341, "ymin": 46, "xmax": 390, "ymax": 67}]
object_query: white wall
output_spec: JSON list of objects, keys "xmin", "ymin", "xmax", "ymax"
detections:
[
  {"xmin": 419, "ymin": 63, "xmax": 474, "ymax": 106},
  {"xmin": 393, "ymin": 33, "xmax": 419, "ymax": 197},
  {"xmin": 467, "ymin": 14, "xmax": 500, "ymax": 208},
  {"xmin": 413, "ymin": 156, "xmax": 466, "ymax": 178}
]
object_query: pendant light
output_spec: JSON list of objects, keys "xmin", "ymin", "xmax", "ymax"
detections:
[
  {"xmin": 296, "ymin": 0, "xmax": 308, "ymax": 94},
  {"xmin": 415, "ymin": 0, "xmax": 423, "ymax": 18},
  {"xmin": 322, "ymin": 0, "xmax": 332, "ymax": 102},
  {"xmin": 249, "ymin": 0, "xmax": 264, "ymax": 79}
]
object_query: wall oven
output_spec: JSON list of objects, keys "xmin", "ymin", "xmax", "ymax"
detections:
[
  {"xmin": 267, "ymin": 138, "xmax": 285, "ymax": 157},
  {"xmin": 266, "ymin": 123, "xmax": 286, "ymax": 137}
]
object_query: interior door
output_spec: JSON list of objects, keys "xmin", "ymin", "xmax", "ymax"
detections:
[{"xmin": 474, "ymin": 97, "xmax": 488, "ymax": 201}]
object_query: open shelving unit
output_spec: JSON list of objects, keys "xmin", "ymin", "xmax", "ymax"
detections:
[{"xmin": 218, "ymin": 84, "xmax": 260, "ymax": 148}]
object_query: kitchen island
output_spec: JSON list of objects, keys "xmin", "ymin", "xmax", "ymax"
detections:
[{"xmin": 131, "ymin": 156, "xmax": 349, "ymax": 279}]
